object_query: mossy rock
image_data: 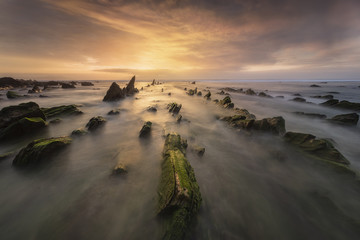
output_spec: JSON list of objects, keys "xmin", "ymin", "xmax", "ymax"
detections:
[
  {"xmin": 86, "ymin": 116, "xmax": 106, "ymax": 131},
  {"xmin": 219, "ymin": 96, "xmax": 232, "ymax": 105},
  {"xmin": 328, "ymin": 113, "xmax": 359, "ymax": 125},
  {"xmin": 334, "ymin": 100, "xmax": 360, "ymax": 111},
  {"xmin": 0, "ymin": 117, "xmax": 47, "ymax": 140},
  {"xmin": 139, "ymin": 121, "xmax": 152, "ymax": 137},
  {"xmin": 158, "ymin": 133, "xmax": 201, "ymax": 240},
  {"xmin": 167, "ymin": 103, "xmax": 182, "ymax": 114},
  {"xmin": 41, "ymin": 105, "xmax": 82, "ymax": 119},
  {"xmin": 6, "ymin": 91, "xmax": 22, "ymax": 99},
  {"xmin": 283, "ymin": 132, "xmax": 350, "ymax": 166},
  {"xmin": 0, "ymin": 151, "xmax": 15, "ymax": 161},
  {"xmin": 234, "ymin": 108, "xmax": 256, "ymax": 120},
  {"xmin": 204, "ymin": 91, "xmax": 211, "ymax": 100},
  {"xmin": 71, "ymin": 128, "xmax": 88, "ymax": 136},
  {"xmin": 0, "ymin": 102, "xmax": 46, "ymax": 129},
  {"xmin": 12, "ymin": 136, "xmax": 72, "ymax": 167}
]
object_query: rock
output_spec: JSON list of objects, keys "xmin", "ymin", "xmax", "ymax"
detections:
[
  {"xmin": 0, "ymin": 117, "xmax": 47, "ymax": 140},
  {"xmin": 283, "ymin": 132, "xmax": 350, "ymax": 166},
  {"xmin": 28, "ymin": 86, "xmax": 41, "ymax": 94},
  {"xmin": 39, "ymin": 95, "xmax": 49, "ymax": 98},
  {"xmin": 258, "ymin": 92, "xmax": 272, "ymax": 98},
  {"xmin": 6, "ymin": 91, "xmax": 22, "ymax": 99},
  {"xmin": 86, "ymin": 116, "xmax": 106, "ymax": 131},
  {"xmin": 191, "ymin": 81, "xmax": 196, "ymax": 84},
  {"xmin": 158, "ymin": 133, "xmax": 201, "ymax": 240},
  {"xmin": 311, "ymin": 95, "xmax": 333, "ymax": 99},
  {"xmin": 71, "ymin": 128, "xmax": 88, "ymax": 136},
  {"xmin": 234, "ymin": 108, "xmax": 256, "ymax": 120},
  {"xmin": 321, "ymin": 99, "xmax": 339, "ymax": 106},
  {"xmin": 103, "ymin": 82, "xmax": 125, "ymax": 101},
  {"xmin": 0, "ymin": 77, "xmax": 26, "ymax": 88},
  {"xmin": 42, "ymin": 105, "xmax": 82, "ymax": 119},
  {"xmin": 221, "ymin": 87, "xmax": 243, "ymax": 93},
  {"xmin": 176, "ymin": 114, "xmax": 182, "ymax": 123},
  {"xmin": 275, "ymin": 96, "xmax": 284, "ymax": 98},
  {"xmin": 139, "ymin": 121, "xmax": 152, "ymax": 137},
  {"xmin": 12, "ymin": 136, "xmax": 72, "ymax": 167},
  {"xmin": 167, "ymin": 103, "xmax": 182, "ymax": 114},
  {"xmin": 0, "ymin": 102, "xmax": 46, "ymax": 129},
  {"xmin": 292, "ymin": 112, "xmax": 327, "ymax": 119},
  {"xmin": 197, "ymin": 91, "xmax": 202, "ymax": 96},
  {"xmin": 245, "ymin": 88, "xmax": 256, "ymax": 95},
  {"xmin": 113, "ymin": 162, "xmax": 127, "ymax": 174},
  {"xmin": 125, "ymin": 75, "xmax": 138, "ymax": 95},
  {"xmin": 151, "ymin": 79, "xmax": 156, "ymax": 85},
  {"xmin": 81, "ymin": 82, "xmax": 94, "ymax": 86},
  {"xmin": 217, "ymin": 90, "xmax": 228, "ymax": 95},
  {"xmin": 219, "ymin": 96, "xmax": 234, "ymax": 109},
  {"xmin": 293, "ymin": 93, "xmax": 302, "ymax": 96},
  {"xmin": 49, "ymin": 118, "xmax": 62, "ymax": 124},
  {"xmin": 147, "ymin": 106, "xmax": 157, "ymax": 112},
  {"xmin": 184, "ymin": 88, "xmax": 187, "ymax": 91},
  {"xmin": 191, "ymin": 145, "xmax": 205, "ymax": 156},
  {"xmin": 168, "ymin": 92, "xmax": 171, "ymax": 96},
  {"xmin": 328, "ymin": 113, "xmax": 359, "ymax": 125},
  {"xmin": 327, "ymin": 91, "xmax": 340, "ymax": 94},
  {"xmin": 291, "ymin": 97, "xmax": 306, "ymax": 102},
  {"xmin": 310, "ymin": 84, "xmax": 321, "ymax": 87},
  {"xmin": 61, "ymin": 83, "xmax": 75, "ymax": 89},
  {"xmin": 107, "ymin": 109, "xmax": 120, "ymax": 115},
  {"xmin": 221, "ymin": 116, "xmax": 285, "ymax": 135},
  {"xmin": 204, "ymin": 91, "xmax": 211, "ymax": 100},
  {"xmin": 186, "ymin": 89, "xmax": 196, "ymax": 96}
]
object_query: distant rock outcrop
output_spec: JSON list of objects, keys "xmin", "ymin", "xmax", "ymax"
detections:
[
  {"xmin": 61, "ymin": 83, "xmax": 76, "ymax": 89},
  {"xmin": 103, "ymin": 76, "xmax": 138, "ymax": 101},
  {"xmin": 125, "ymin": 75, "xmax": 138, "ymax": 95},
  {"xmin": 328, "ymin": 113, "xmax": 359, "ymax": 125}
]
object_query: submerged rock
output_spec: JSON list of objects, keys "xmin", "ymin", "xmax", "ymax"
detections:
[
  {"xmin": 291, "ymin": 97, "xmax": 306, "ymax": 102},
  {"xmin": 310, "ymin": 84, "xmax": 321, "ymax": 87},
  {"xmin": 328, "ymin": 113, "xmax": 359, "ymax": 125},
  {"xmin": 139, "ymin": 121, "xmax": 152, "ymax": 137},
  {"xmin": 71, "ymin": 128, "xmax": 88, "ymax": 136},
  {"xmin": 311, "ymin": 95, "xmax": 333, "ymax": 99},
  {"xmin": 283, "ymin": 132, "xmax": 350, "ymax": 167},
  {"xmin": 245, "ymin": 88, "xmax": 256, "ymax": 95},
  {"xmin": 12, "ymin": 136, "xmax": 72, "ymax": 167},
  {"xmin": 61, "ymin": 83, "xmax": 75, "ymax": 89},
  {"xmin": 86, "ymin": 116, "xmax": 106, "ymax": 131},
  {"xmin": 147, "ymin": 106, "xmax": 157, "ymax": 112},
  {"xmin": 6, "ymin": 91, "xmax": 22, "ymax": 99},
  {"xmin": 0, "ymin": 102, "xmax": 45, "ymax": 129},
  {"xmin": 113, "ymin": 162, "xmax": 127, "ymax": 174},
  {"xmin": 42, "ymin": 105, "xmax": 82, "ymax": 119},
  {"xmin": 320, "ymin": 99, "xmax": 339, "ymax": 106},
  {"xmin": 292, "ymin": 112, "xmax": 327, "ymax": 119},
  {"xmin": 176, "ymin": 114, "xmax": 182, "ymax": 123},
  {"xmin": 0, "ymin": 117, "xmax": 47, "ymax": 140},
  {"xmin": 258, "ymin": 92, "xmax": 272, "ymax": 98},
  {"xmin": 28, "ymin": 86, "xmax": 41, "ymax": 94},
  {"xmin": 107, "ymin": 109, "xmax": 120, "ymax": 115},
  {"xmin": 197, "ymin": 91, "xmax": 202, "ymax": 96},
  {"xmin": 0, "ymin": 151, "xmax": 15, "ymax": 161},
  {"xmin": 191, "ymin": 145, "xmax": 205, "ymax": 156},
  {"xmin": 234, "ymin": 108, "xmax": 256, "ymax": 120},
  {"xmin": 158, "ymin": 133, "xmax": 201, "ymax": 240},
  {"xmin": 204, "ymin": 91, "xmax": 211, "ymax": 100},
  {"xmin": 321, "ymin": 99, "xmax": 360, "ymax": 111},
  {"xmin": 167, "ymin": 103, "xmax": 182, "ymax": 114},
  {"xmin": 81, "ymin": 82, "xmax": 94, "ymax": 86},
  {"xmin": 49, "ymin": 118, "xmax": 62, "ymax": 124},
  {"xmin": 103, "ymin": 82, "xmax": 125, "ymax": 101}
]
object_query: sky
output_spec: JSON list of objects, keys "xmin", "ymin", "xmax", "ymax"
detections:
[{"xmin": 0, "ymin": 0, "xmax": 360, "ymax": 81}]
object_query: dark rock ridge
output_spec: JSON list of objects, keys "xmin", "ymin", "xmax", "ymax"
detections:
[
  {"xmin": 42, "ymin": 105, "xmax": 82, "ymax": 119},
  {"xmin": 12, "ymin": 136, "xmax": 72, "ymax": 167},
  {"xmin": 81, "ymin": 82, "xmax": 94, "ymax": 86},
  {"xmin": 218, "ymin": 96, "xmax": 234, "ymax": 109},
  {"xmin": 283, "ymin": 132, "xmax": 350, "ymax": 168},
  {"xmin": 292, "ymin": 112, "xmax": 327, "ymax": 119},
  {"xmin": 220, "ymin": 115, "xmax": 286, "ymax": 136},
  {"xmin": 328, "ymin": 113, "xmax": 359, "ymax": 125},
  {"xmin": 0, "ymin": 102, "xmax": 45, "ymax": 129},
  {"xmin": 103, "ymin": 76, "xmax": 138, "ymax": 101},
  {"xmin": 139, "ymin": 121, "xmax": 152, "ymax": 137},
  {"xmin": 245, "ymin": 88, "xmax": 256, "ymax": 95},
  {"xmin": 167, "ymin": 103, "xmax": 182, "ymax": 114},
  {"xmin": 311, "ymin": 95, "xmax": 333, "ymax": 99},
  {"xmin": 321, "ymin": 99, "xmax": 360, "ymax": 111},
  {"xmin": 291, "ymin": 97, "xmax": 306, "ymax": 103},
  {"xmin": 258, "ymin": 92, "xmax": 273, "ymax": 98},
  {"xmin": 86, "ymin": 116, "xmax": 106, "ymax": 131},
  {"xmin": 61, "ymin": 83, "xmax": 76, "ymax": 89},
  {"xmin": 0, "ymin": 117, "xmax": 47, "ymax": 141},
  {"xmin": 310, "ymin": 84, "xmax": 321, "ymax": 87},
  {"xmin": 220, "ymin": 87, "xmax": 243, "ymax": 93},
  {"xmin": 158, "ymin": 133, "xmax": 202, "ymax": 240},
  {"xmin": 107, "ymin": 109, "xmax": 120, "ymax": 115}
]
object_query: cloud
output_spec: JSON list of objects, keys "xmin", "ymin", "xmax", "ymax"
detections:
[{"xmin": 0, "ymin": 0, "xmax": 359, "ymax": 80}]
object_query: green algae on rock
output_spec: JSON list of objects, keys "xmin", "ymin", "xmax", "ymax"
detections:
[
  {"xmin": 0, "ymin": 117, "xmax": 47, "ymax": 140},
  {"xmin": 139, "ymin": 121, "xmax": 152, "ymax": 137},
  {"xmin": 328, "ymin": 113, "xmax": 359, "ymax": 125},
  {"xmin": 41, "ymin": 105, "xmax": 82, "ymax": 119},
  {"xmin": 158, "ymin": 133, "xmax": 202, "ymax": 240},
  {"xmin": 6, "ymin": 91, "xmax": 23, "ymax": 99},
  {"xmin": 219, "ymin": 96, "xmax": 234, "ymax": 109},
  {"xmin": 86, "ymin": 116, "xmax": 106, "ymax": 131},
  {"xmin": 0, "ymin": 102, "xmax": 46, "ymax": 129},
  {"xmin": 12, "ymin": 136, "xmax": 72, "ymax": 167},
  {"xmin": 221, "ymin": 115, "xmax": 286, "ymax": 135},
  {"xmin": 283, "ymin": 132, "xmax": 350, "ymax": 166},
  {"xmin": 71, "ymin": 128, "xmax": 88, "ymax": 136}
]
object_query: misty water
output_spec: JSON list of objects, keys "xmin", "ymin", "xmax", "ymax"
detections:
[{"xmin": 0, "ymin": 80, "xmax": 360, "ymax": 240}]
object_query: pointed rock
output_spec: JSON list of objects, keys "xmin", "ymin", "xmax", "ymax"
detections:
[{"xmin": 103, "ymin": 82, "xmax": 125, "ymax": 101}]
